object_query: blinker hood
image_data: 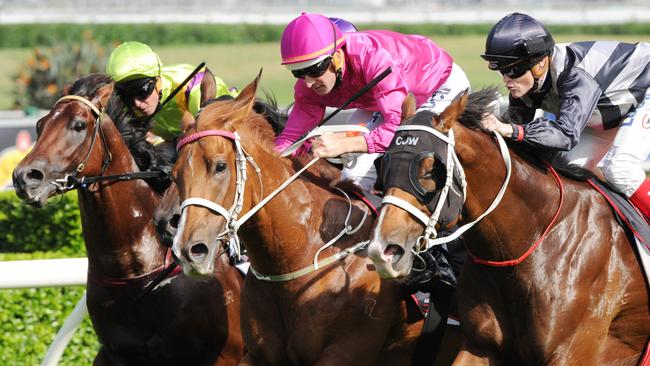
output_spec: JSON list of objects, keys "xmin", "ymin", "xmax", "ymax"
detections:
[{"xmin": 380, "ymin": 111, "xmax": 464, "ymax": 227}]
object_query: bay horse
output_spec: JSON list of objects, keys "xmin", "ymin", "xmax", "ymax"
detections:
[
  {"xmin": 367, "ymin": 90, "xmax": 650, "ymax": 365},
  {"xmin": 171, "ymin": 73, "xmax": 427, "ymax": 365},
  {"xmin": 12, "ymin": 74, "xmax": 245, "ymax": 366}
]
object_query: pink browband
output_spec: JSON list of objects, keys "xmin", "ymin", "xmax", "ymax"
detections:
[{"xmin": 176, "ymin": 129, "xmax": 238, "ymax": 151}]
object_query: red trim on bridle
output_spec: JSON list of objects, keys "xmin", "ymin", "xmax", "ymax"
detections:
[
  {"xmin": 352, "ymin": 191, "xmax": 379, "ymax": 217},
  {"xmin": 177, "ymin": 129, "xmax": 237, "ymax": 151},
  {"xmin": 467, "ymin": 162, "xmax": 564, "ymax": 267}
]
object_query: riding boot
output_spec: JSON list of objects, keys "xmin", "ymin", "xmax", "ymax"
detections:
[{"xmin": 630, "ymin": 178, "xmax": 650, "ymax": 221}]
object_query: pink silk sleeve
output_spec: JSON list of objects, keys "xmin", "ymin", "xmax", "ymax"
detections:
[
  {"xmin": 359, "ymin": 48, "xmax": 408, "ymax": 153},
  {"xmin": 274, "ymin": 86, "xmax": 326, "ymax": 153}
]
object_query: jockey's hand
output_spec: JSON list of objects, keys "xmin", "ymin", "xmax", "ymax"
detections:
[
  {"xmin": 311, "ymin": 133, "xmax": 367, "ymax": 158},
  {"xmin": 480, "ymin": 113, "xmax": 514, "ymax": 138}
]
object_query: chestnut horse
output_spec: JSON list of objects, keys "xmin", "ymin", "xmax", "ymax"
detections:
[
  {"xmin": 171, "ymin": 73, "xmax": 427, "ymax": 365},
  {"xmin": 12, "ymin": 74, "xmax": 245, "ymax": 366},
  {"xmin": 368, "ymin": 90, "xmax": 650, "ymax": 365}
]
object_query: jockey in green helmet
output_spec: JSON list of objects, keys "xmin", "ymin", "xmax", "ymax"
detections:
[{"xmin": 106, "ymin": 41, "xmax": 238, "ymax": 141}]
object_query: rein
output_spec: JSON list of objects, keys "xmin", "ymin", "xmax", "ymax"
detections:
[
  {"xmin": 176, "ymin": 129, "xmax": 369, "ymax": 282},
  {"xmin": 468, "ymin": 162, "xmax": 564, "ymax": 267},
  {"xmin": 50, "ymin": 95, "xmax": 165, "ymax": 192}
]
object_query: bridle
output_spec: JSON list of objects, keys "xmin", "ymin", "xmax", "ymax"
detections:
[
  {"xmin": 175, "ymin": 129, "xmax": 368, "ymax": 282},
  {"xmin": 381, "ymin": 124, "xmax": 512, "ymax": 253},
  {"xmin": 50, "ymin": 95, "xmax": 112, "ymax": 191},
  {"xmin": 50, "ymin": 95, "xmax": 163, "ymax": 192}
]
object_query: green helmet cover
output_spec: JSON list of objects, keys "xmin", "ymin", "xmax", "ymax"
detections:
[{"xmin": 106, "ymin": 41, "xmax": 162, "ymax": 83}]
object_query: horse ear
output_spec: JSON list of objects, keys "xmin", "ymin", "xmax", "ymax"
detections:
[
  {"xmin": 235, "ymin": 68, "xmax": 262, "ymax": 106},
  {"xmin": 231, "ymin": 69, "xmax": 262, "ymax": 121},
  {"xmin": 91, "ymin": 83, "xmax": 114, "ymax": 110},
  {"xmin": 438, "ymin": 89, "xmax": 469, "ymax": 132},
  {"xmin": 401, "ymin": 92, "xmax": 417, "ymax": 121}
]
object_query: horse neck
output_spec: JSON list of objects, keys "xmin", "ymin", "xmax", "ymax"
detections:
[
  {"xmin": 455, "ymin": 126, "xmax": 562, "ymax": 261},
  {"xmin": 77, "ymin": 122, "xmax": 165, "ymax": 278},
  {"xmin": 238, "ymin": 152, "xmax": 370, "ymax": 277}
]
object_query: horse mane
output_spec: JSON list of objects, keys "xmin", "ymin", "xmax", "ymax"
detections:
[
  {"xmin": 64, "ymin": 73, "xmax": 173, "ymax": 194},
  {"xmin": 66, "ymin": 73, "xmax": 112, "ymax": 99}
]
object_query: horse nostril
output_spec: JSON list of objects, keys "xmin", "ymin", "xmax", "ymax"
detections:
[
  {"xmin": 169, "ymin": 214, "xmax": 180, "ymax": 229},
  {"xmin": 26, "ymin": 168, "xmax": 44, "ymax": 183},
  {"xmin": 383, "ymin": 244, "xmax": 405, "ymax": 264},
  {"xmin": 189, "ymin": 243, "xmax": 209, "ymax": 260}
]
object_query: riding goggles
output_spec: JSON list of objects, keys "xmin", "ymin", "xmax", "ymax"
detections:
[
  {"xmin": 490, "ymin": 60, "xmax": 531, "ymax": 79},
  {"xmin": 291, "ymin": 56, "xmax": 333, "ymax": 79},
  {"xmin": 116, "ymin": 77, "xmax": 157, "ymax": 103}
]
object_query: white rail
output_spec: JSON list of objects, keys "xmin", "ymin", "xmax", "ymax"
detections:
[
  {"xmin": 0, "ymin": 258, "xmax": 88, "ymax": 366},
  {"xmin": 0, "ymin": 258, "xmax": 87, "ymax": 288}
]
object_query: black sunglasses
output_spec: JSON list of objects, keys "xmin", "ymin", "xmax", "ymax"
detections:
[
  {"xmin": 498, "ymin": 61, "xmax": 531, "ymax": 79},
  {"xmin": 116, "ymin": 77, "xmax": 157, "ymax": 103},
  {"xmin": 291, "ymin": 56, "xmax": 333, "ymax": 79}
]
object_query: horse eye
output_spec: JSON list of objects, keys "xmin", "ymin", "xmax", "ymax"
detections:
[
  {"xmin": 215, "ymin": 161, "xmax": 228, "ymax": 174},
  {"xmin": 72, "ymin": 119, "xmax": 87, "ymax": 132}
]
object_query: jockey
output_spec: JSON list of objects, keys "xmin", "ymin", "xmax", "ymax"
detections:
[
  {"xmin": 106, "ymin": 41, "xmax": 238, "ymax": 141},
  {"xmin": 275, "ymin": 12, "xmax": 471, "ymax": 193},
  {"xmin": 480, "ymin": 12, "xmax": 650, "ymax": 220}
]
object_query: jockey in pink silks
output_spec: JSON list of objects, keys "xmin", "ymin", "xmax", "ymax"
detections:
[{"xmin": 275, "ymin": 12, "xmax": 470, "ymax": 192}]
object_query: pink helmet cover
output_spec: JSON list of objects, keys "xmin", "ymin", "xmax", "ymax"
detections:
[{"xmin": 281, "ymin": 12, "xmax": 345, "ymax": 67}]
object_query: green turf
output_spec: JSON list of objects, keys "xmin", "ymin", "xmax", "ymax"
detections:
[{"xmin": 1, "ymin": 34, "xmax": 649, "ymax": 110}]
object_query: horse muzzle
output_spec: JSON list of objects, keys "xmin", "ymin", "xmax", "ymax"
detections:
[
  {"xmin": 367, "ymin": 239, "xmax": 413, "ymax": 279},
  {"xmin": 12, "ymin": 163, "xmax": 57, "ymax": 208}
]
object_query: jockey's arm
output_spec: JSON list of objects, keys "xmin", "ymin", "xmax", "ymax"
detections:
[{"xmin": 311, "ymin": 133, "xmax": 368, "ymax": 158}]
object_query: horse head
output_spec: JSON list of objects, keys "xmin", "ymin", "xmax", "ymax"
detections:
[
  {"xmin": 368, "ymin": 92, "xmax": 469, "ymax": 278},
  {"xmin": 172, "ymin": 71, "xmax": 270, "ymax": 276},
  {"xmin": 13, "ymin": 74, "xmax": 114, "ymax": 207}
]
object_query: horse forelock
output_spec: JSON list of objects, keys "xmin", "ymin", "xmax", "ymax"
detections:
[{"xmin": 67, "ymin": 73, "xmax": 113, "ymax": 99}]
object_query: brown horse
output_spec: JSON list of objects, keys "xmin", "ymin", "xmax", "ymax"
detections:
[
  {"xmin": 12, "ymin": 74, "xmax": 245, "ymax": 366},
  {"xmin": 171, "ymin": 73, "xmax": 427, "ymax": 365},
  {"xmin": 367, "ymin": 90, "xmax": 650, "ymax": 365}
]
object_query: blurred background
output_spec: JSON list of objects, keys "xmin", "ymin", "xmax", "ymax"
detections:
[{"xmin": 0, "ymin": 1, "xmax": 649, "ymax": 364}]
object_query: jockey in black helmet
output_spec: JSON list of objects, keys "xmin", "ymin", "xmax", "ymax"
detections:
[
  {"xmin": 479, "ymin": 12, "xmax": 650, "ymax": 220},
  {"xmin": 481, "ymin": 12, "xmax": 554, "ymax": 92}
]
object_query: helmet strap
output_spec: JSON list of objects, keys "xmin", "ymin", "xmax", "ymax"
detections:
[
  {"xmin": 332, "ymin": 49, "xmax": 344, "ymax": 90},
  {"xmin": 530, "ymin": 55, "xmax": 549, "ymax": 92}
]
